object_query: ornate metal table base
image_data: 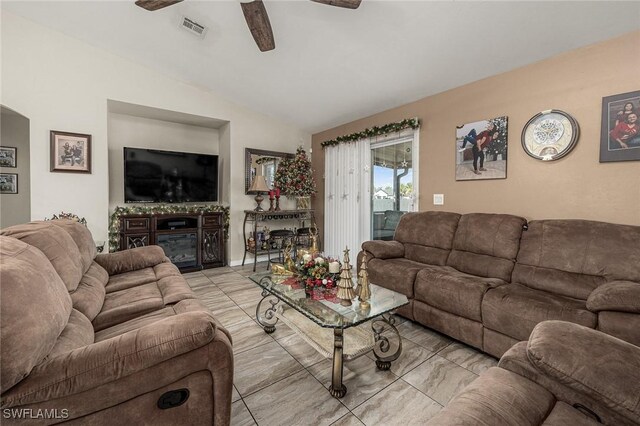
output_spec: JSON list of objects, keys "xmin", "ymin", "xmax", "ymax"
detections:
[
  {"xmin": 372, "ymin": 314, "xmax": 402, "ymax": 371},
  {"xmin": 256, "ymin": 289, "xmax": 279, "ymax": 334},
  {"xmin": 327, "ymin": 313, "xmax": 402, "ymax": 398},
  {"xmin": 329, "ymin": 328, "xmax": 348, "ymax": 398},
  {"xmin": 256, "ymin": 290, "xmax": 402, "ymax": 399}
]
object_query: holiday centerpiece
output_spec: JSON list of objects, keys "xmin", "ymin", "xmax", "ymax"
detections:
[
  {"xmin": 297, "ymin": 254, "xmax": 341, "ymax": 295},
  {"xmin": 274, "ymin": 146, "xmax": 316, "ymax": 209}
]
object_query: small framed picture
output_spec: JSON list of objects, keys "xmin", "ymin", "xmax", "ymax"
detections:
[
  {"xmin": 0, "ymin": 173, "xmax": 18, "ymax": 194},
  {"xmin": 50, "ymin": 130, "xmax": 92, "ymax": 173},
  {"xmin": 600, "ymin": 90, "xmax": 640, "ymax": 162},
  {"xmin": 0, "ymin": 146, "xmax": 17, "ymax": 168}
]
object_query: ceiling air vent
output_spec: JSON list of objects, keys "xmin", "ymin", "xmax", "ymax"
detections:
[{"xmin": 179, "ymin": 16, "xmax": 207, "ymax": 39}]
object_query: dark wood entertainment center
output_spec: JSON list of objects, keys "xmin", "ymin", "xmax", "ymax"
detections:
[{"xmin": 117, "ymin": 211, "xmax": 225, "ymax": 272}]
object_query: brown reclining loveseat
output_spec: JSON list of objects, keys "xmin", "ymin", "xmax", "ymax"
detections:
[{"xmin": 0, "ymin": 220, "xmax": 233, "ymax": 425}]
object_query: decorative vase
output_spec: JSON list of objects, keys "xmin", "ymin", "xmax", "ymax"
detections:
[{"xmin": 296, "ymin": 196, "xmax": 311, "ymax": 210}]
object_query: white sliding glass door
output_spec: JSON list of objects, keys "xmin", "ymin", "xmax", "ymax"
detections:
[{"xmin": 371, "ymin": 134, "xmax": 419, "ymax": 240}]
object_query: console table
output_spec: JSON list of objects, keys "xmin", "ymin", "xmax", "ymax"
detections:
[
  {"xmin": 242, "ymin": 209, "xmax": 315, "ymax": 272},
  {"xmin": 117, "ymin": 211, "xmax": 225, "ymax": 272}
]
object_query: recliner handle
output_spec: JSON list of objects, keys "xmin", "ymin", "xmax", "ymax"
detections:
[
  {"xmin": 572, "ymin": 403, "xmax": 602, "ymax": 423},
  {"xmin": 157, "ymin": 389, "xmax": 190, "ymax": 409}
]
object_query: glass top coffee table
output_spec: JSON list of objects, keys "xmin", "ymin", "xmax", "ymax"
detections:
[{"xmin": 249, "ymin": 271, "xmax": 409, "ymax": 398}]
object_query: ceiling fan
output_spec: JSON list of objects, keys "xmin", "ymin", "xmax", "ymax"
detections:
[{"xmin": 134, "ymin": 0, "xmax": 362, "ymax": 52}]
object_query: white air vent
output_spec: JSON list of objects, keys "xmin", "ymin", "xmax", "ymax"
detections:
[{"xmin": 180, "ymin": 16, "xmax": 207, "ymax": 39}]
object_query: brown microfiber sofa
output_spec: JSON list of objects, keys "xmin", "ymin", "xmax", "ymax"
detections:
[
  {"xmin": 359, "ymin": 211, "xmax": 640, "ymax": 357},
  {"xmin": 0, "ymin": 220, "xmax": 233, "ymax": 425},
  {"xmin": 427, "ymin": 320, "xmax": 640, "ymax": 426}
]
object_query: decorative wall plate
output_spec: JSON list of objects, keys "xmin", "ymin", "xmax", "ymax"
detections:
[{"xmin": 521, "ymin": 110, "xmax": 579, "ymax": 161}]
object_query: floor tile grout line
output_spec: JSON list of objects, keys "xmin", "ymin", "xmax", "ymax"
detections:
[
  {"xmin": 421, "ymin": 352, "xmax": 484, "ymax": 379},
  {"xmin": 397, "ymin": 375, "xmax": 445, "ymax": 408},
  {"xmin": 347, "ymin": 375, "xmax": 401, "ymax": 415},
  {"xmin": 235, "ymin": 397, "xmax": 260, "ymax": 426},
  {"xmin": 236, "ymin": 360, "xmax": 307, "ymax": 400}
]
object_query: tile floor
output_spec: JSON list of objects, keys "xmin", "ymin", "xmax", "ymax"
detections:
[{"xmin": 185, "ymin": 263, "xmax": 498, "ymax": 426}]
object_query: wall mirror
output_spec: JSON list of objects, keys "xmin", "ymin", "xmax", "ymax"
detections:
[{"xmin": 245, "ymin": 148, "xmax": 294, "ymax": 194}]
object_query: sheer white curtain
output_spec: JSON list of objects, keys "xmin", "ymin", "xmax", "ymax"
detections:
[{"xmin": 324, "ymin": 140, "xmax": 371, "ymax": 258}]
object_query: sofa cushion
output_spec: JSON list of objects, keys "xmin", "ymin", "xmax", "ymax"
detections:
[
  {"xmin": 414, "ymin": 301, "xmax": 482, "ymax": 349},
  {"xmin": 414, "ymin": 266, "xmax": 506, "ymax": 321},
  {"xmin": 0, "ymin": 236, "xmax": 72, "ymax": 393},
  {"xmin": 367, "ymin": 257, "xmax": 429, "ymax": 298},
  {"xmin": 361, "ymin": 240, "xmax": 404, "ymax": 260},
  {"xmin": 425, "ymin": 367, "xmax": 555, "ymax": 426},
  {"xmin": 542, "ymin": 401, "xmax": 601, "ymax": 425},
  {"xmin": 447, "ymin": 213, "xmax": 526, "ymax": 282},
  {"xmin": 512, "ymin": 220, "xmax": 640, "ymax": 299},
  {"xmin": 71, "ymin": 261, "xmax": 108, "ymax": 320},
  {"xmin": 527, "ymin": 321, "xmax": 640, "ymax": 424},
  {"xmin": 49, "ymin": 219, "xmax": 97, "ymax": 274},
  {"xmin": 0, "ymin": 221, "xmax": 84, "ymax": 291},
  {"xmin": 106, "ymin": 267, "xmax": 157, "ymax": 293},
  {"xmin": 92, "ymin": 283, "xmax": 165, "ymax": 331},
  {"xmin": 394, "ymin": 211, "xmax": 461, "ymax": 265},
  {"xmin": 597, "ymin": 311, "xmax": 640, "ymax": 347},
  {"xmin": 95, "ymin": 299, "xmax": 219, "ymax": 342},
  {"xmin": 482, "ymin": 283, "xmax": 596, "ymax": 341},
  {"xmin": 47, "ymin": 309, "xmax": 95, "ymax": 359},
  {"xmin": 586, "ymin": 280, "xmax": 640, "ymax": 313}
]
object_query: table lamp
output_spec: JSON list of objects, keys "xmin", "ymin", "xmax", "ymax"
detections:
[{"xmin": 249, "ymin": 175, "xmax": 270, "ymax": 211}]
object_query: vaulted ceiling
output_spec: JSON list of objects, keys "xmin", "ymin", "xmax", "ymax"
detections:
[{"xmin": 3, "ymin": 1, "xmax": 639, "ymax": 133}]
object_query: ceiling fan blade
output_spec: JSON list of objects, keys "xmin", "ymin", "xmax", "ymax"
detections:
[
  {"xmin": 310, "ymin": 0, "xmax": 362, "ymax": 9},
  {"xmin": 241, "ymin": 1, "xmax": 275, "ymax": 52},
  {"xmin": 135, "ymin": 0, "xmax": 183, "ymax": 11}
]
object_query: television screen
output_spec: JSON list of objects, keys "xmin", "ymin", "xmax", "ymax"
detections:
[{"xmin": 124, "ymin": 147, "xmax": 218, "ymax": 203}]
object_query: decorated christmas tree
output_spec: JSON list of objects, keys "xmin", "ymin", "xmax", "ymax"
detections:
[
  {"xmin": 274, "ymin": 146, "xmax": 316, "ymax": 197},
  {"xmin": 486, "ymin": 116, "xmax": 508, "ymax": 161},
  {"xmin": 337, "ymin": 247, "xmax": 356, "ymax": 306}
]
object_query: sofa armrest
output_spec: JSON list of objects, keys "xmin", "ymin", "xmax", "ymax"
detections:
[
  {"xmin": 2, "ymin": 311, "xmax": 228, "ymax": 408},
  {"xmin": 96, "ymin": 245, "xmax": 168, "ymax": 275},
  {"xmin": 586, "ymin": 281, "xmax": 640, "ymax": 313},
  {"xmin": 361, "ymin": 240, "xmax": 404, "ymax": 259},
  {"xmin": 526, "ymin": 320, "xmax": 640, "ymax": 423}
]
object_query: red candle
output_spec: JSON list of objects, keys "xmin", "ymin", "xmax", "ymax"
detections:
[
  {"xmin": 275, "ymin": 188, "xmax": 280, "ymax": 197},
  {"xmin": 269, "ymin": 190, "xmax": 274, "ymax": 199}
]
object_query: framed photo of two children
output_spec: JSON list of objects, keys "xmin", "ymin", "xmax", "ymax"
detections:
[
  {"xmin": 50, "ymin": 130, "xmax": 92, "ymax": 173},
  {"xmin": 600, "ymin": 90, "xmax": 640, "ymax": 162}
]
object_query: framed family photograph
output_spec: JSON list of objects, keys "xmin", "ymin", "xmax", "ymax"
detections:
[
  {"xmin": 50, "ymin": 130, "xmax": 92, "ymax": 173},
  {"xmin": 455, "ymin": 116, "xmax": 508, "ymax": 181},
  {"xmin": 600, "ymin": 90, "xmax": 640, "ymax": 162},
  {"xmin": 0, "ymin": 146, "xmax": 17, "ymax": 168},
  {"xmin": 0, "ymin": 173, "xmax": 18, "ymax": 194}
]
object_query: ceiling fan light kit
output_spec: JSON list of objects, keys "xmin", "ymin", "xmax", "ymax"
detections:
[{"xmin": 135, "ymin": 0, "xmax": 362, "ymax": 52}]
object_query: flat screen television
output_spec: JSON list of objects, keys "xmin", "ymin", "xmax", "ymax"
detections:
[{"xmin": 124, "ymin": 147, "xmax": 218, "ymax": 203}]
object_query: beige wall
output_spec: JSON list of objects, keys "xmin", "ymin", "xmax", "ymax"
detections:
[
  {"xmin": 107, "ymin": 112, "xmax": 220, "ymax": 208},
  {"xmin": 312, "ymin": 31, "xmax": 640, "ymax": 241},
  {"xmin": 0, "ymin": 108, "xmax": 30, "ymax": 228}
]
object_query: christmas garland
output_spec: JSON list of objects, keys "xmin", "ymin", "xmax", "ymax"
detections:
[
  {"xmin": 255, "ymin": 157, "xmax": 277, "ymax": 165},
  {"xmin": 108, "ymin": 204, "xmax": 230, "ymax": 252},
  {"xmin": 46, "ymin": 212, "xmax": 88, "ymax": 226},
  {"xmin": 321, "ymin": 118, "xmax": 420, "ymax": 148}
]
